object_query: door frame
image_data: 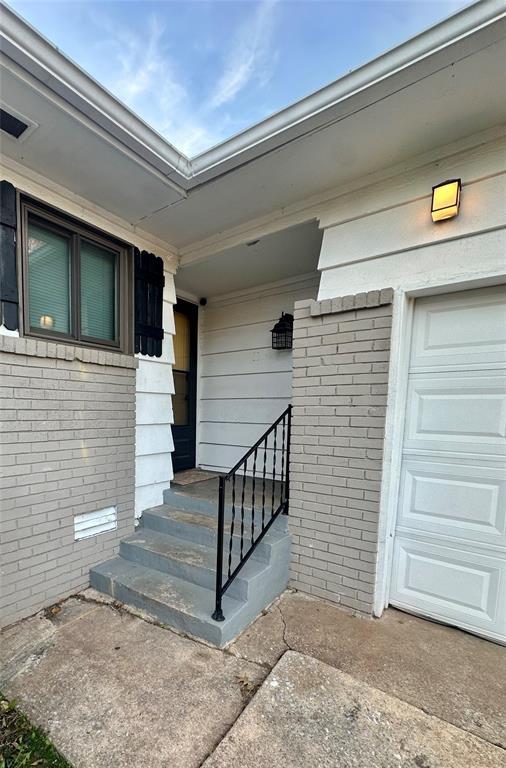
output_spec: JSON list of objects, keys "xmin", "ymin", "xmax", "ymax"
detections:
[
  {"xmin": 374, "ymin": 273, "xmax": 506, "ymax": 618},
  {"xmin": 172, "ymin": 297, "xmax": 198, "ymax": 472}
]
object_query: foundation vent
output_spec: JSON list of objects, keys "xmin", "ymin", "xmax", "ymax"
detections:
[{"xmin": 74, "ymin": 507, "xmax": 117, "ymax": 540}]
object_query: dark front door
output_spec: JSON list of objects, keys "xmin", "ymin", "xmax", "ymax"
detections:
[{"xmin": 172, "ymin": 298, "xmax": 198, "ymax": 472}]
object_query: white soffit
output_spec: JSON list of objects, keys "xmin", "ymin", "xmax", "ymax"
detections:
[{"xmin": 175, "ymin": 220, "xmax": 323, "ymax": 298}]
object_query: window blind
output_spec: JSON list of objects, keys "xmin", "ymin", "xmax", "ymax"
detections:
[
  {"xmin": 28, "ymin": 221, "xmax": 70, "ymax": 334},
  {"xmin": 80, "ymin": 240, "xmax": 117, "ymax": 341}
]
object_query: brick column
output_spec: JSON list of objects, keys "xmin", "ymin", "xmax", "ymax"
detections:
[{"xmin": 289, "ymin": 289, "xmax": 393, "ymax": 614}]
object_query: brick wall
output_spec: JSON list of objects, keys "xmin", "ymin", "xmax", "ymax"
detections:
[
  {"xmin": 0, "ymin": 335, "xmax": 136, "ymax": 627},
  {"xmin": 288, "ymin": 289, "xmax": 393, "ymax": 614}
]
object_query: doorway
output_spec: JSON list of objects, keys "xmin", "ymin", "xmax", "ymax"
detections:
[{"xmin": 172, "ymin": 298, "xmax": 198, "ymax": 472}]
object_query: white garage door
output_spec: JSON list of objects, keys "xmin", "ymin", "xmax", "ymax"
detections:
[{"xmin": 390, "ymin": 285, "xmax": 506, "ymax": 643}]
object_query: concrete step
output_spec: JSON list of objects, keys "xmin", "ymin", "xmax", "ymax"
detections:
[
  {"xmin": 141, "ymin": 504, "xmax": 288, "ymax": 561},
  {"xmin": 163, "ymin": 485, "xmax": 288, "ymax": 525},
  {"xmin": 90, "ymin": 495, "xmax": 291, "ymax": 646},
  {"xmin": 89, "ymin": 557, "xmax": 244, "ymax": 647},
  {"xmin": 120, "ymin": 528, "xmax": 269, "ymax": 601}
]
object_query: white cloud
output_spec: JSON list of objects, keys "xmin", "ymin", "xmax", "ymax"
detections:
[
  {"xmin": 208, "ymin": 0, "xmax": 278, "ymax": 109},
  {"xmin": 89, "ymin": 11, "xmax": 222, "ymax": 156},
  {"xmin": 88, "ymin": 3, "xmax": 279, "ymax": 157}
]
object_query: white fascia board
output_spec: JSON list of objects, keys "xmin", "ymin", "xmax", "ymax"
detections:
[
  {"xmin": 0, "ymin": 2, "xmax": 191, "ymax": 189},
  {"xmin": 189, "ymin": 0, "xmax": 506, "ymax": 179},
  {"xmin": 1, "ymin": 0, "xmax": 505, "ymax": 189}
]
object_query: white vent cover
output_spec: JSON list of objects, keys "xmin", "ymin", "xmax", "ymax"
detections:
[{"xmin": 74, "ymin": 507, "xmax": 117, "ymax": 540}]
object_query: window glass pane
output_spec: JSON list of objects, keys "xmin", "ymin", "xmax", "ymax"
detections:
[
  {"xmin": 80, "ymin": 240, "xmax": 117, "ymax": 341},
  {"xmin": 174, "ymin": 312, "xmax": 190, "ymax": 371},
  {"xmin": 173, "ymin": 371, "xmax": 189, "ymax": 425},
  {"xmin": 28, "ymin": 220, "xmax": 71, "ymax": 334}
]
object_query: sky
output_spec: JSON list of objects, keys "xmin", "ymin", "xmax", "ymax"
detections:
[{"xmin": 8, "ymin": 0, "xmax": 467, "ymax": 156}]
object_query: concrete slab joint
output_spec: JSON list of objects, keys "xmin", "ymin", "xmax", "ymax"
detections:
[{"xmin": 289, "ymin": 287, "xmax": 394, "ymax": 614}]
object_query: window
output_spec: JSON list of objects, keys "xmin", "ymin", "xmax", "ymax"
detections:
[
  {"xmin": 173, "ymin": 310, "xmax": 191, "ymax": 425},
  {"xmin": 21, "ymin": 200, "xmax": 132, "ymax": 352}
]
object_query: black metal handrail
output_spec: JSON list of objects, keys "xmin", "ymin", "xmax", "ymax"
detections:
[{"xmin": 212, "ymin": 405, "xmax": 292, "ymax": 622}]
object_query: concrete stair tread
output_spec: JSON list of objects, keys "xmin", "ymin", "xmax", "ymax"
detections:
[
  {"xmin": 145, "ymin": 505, "xmax": 222, "ymax": 530},
  {"xmin": 90, "ymin": 494, "xmax": 291, "ymax": 646},
  {"xmin": 164, "ymin": 487, "xmax": 286, "ymax": 519},
  {"xmin": 91, "ymin": 557, "xmax": 243, "ymax": 624},
  {"xmin": 143, "ymin": 504, "xmax": 289, "ymax": 543},
  {"xmin": 122, "ymin": 528, "xmax": 267, "ymax": 577}
]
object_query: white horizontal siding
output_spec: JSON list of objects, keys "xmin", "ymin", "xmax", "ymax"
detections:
[
  {"xmin": 135, "ymin": 270, "xmax": 176, "ymax": 516},
  {"xmin": 200, "ymin": 398, "xmax": 286, "ymax": 425},
  {"xmin": 201, "ymin": 371, "xmax": 290, "ymax": 400},
  {"xmin": 202, "ymin": 321, "xmax": 274, "ymax": 354},
  {"xmin": 136, "ymin": 424, "xmax": 174, "ymax": 456},
  {"xmin": 199, "ymin": 444, "xmax": 282, "ymax": 475},
  {"xmin": 318, "ymin": 137, "xmax": 506, "ymax": 298},
  {"xmin": 198, "ymin": 276, "xmax": 318, "ymax": 473},
  {"xmin": 136, "ymin": 392, "xmax": 173, "ymax": 425}
]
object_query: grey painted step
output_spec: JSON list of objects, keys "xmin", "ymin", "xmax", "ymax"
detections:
[
  {"xmin": 141, "ymin": 505, "xmax": 288, "ymax": 560},
  {"xmin": 89, "ymin": 557, "xmax": 244, "ymax": 647},
  {"xmin": 163, "ymin": 487, "xmax": 219, "ymax": 516},
  {"xmin": 120, "ymin": 528, "xmax": 269, "ymax": 601},
  {"xmin": 163, "ymin": 486, "xmax": 289, "ymax": 529}
]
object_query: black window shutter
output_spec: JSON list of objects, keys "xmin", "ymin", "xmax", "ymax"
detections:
[
  {"xmin": 134, "ymin": 248, "xmax": 165, "ymax": 357},
  {"xmin": 0, "ymin": 181, "xmax": 19, "ymax": 331}
]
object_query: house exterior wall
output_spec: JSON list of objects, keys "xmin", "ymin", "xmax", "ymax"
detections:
[
  {"xmin": 0, "ymin": 162, "xmax": 177, "ymax": 521},
  {"xmin": 0, "ymin": 165, "xmax": 177, "ymax": 625},
  {"xmin": 289, "ymin": 291, "xmax": 393, "ymax": 613},
  {"xmin": 135, "ymin": 271, "xmax": 176, "ymax": 515},
  {"xmin": 288, "ymin": 130, "xmax": 506, "ymax": 616},
  {"xmin": 317, "ymin": 132, "xmax": 506, "ymax": 299},
  {"xmin": 198, "ymin": 275, "xmax": 318, "ymax": 473},
  {"xmin": 0, "ymin": 335, "xmax": 136, "ymax": 628}
]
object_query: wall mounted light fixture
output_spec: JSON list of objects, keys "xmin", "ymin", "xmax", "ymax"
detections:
[
  {"xmin": 39, "ymin": 314, "xmax": 54, "ymax": 329},
  {"xmin": 271, "ymin": 312, "xmax": 293, "ymax": 350},
  {"xmin": 431, "ymin": 179, "xmax": 461, "ymax": 222}
]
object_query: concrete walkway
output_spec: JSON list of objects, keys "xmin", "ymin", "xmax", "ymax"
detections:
[
  {"xmin": 230, "ymin": 590, "xmax": 506, "ymax": 748},
  {"xmin": 1, "ymin": 589, "xmax": 504, "ymax": 767},
  {"xmin": 204, "ymin": 652, "xmax": 503, "ymax": 768}
]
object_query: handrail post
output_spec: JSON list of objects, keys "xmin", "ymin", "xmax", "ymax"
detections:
[
  {"xmin": 285, "ymin": 405, "xmax": 292, "ymax": 513},
  {"xmin": 212, "ymin": 475, "xmax": 226, "ymax": 622}
]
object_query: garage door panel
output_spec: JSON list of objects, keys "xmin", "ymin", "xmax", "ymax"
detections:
[
  {"xmin": 404, "ymin": 373, "xmax": 506, "ymax": 455},
  {"xmin": 391, "ymin": 286, "xmax": 506, "ymax": 643},
  {"xmin": 398, "ymin": 461, "xmax": 506, "ymax": 543},
  {"xmin": 391, "ymin": 538, "xmax": 505, "ymax": 634},
  {"xmin": 410, "ymin": 286, "xmax": 506, "ymax": 370}
]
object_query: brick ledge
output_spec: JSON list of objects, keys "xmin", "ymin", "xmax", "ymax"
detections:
[
  {"xmin": 295, "ymin": 288, "xmax": 394, "ymax": 318},
  {"xmin": 0, "ymin": 333, "xmax": 138, "ymax": 368}
]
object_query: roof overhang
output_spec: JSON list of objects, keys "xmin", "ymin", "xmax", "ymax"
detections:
[{"xmin": 1, "ymin": 0, "xmax": 505, "ymax": 251}]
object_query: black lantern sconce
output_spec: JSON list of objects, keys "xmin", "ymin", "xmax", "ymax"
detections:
[{"xmin": 271, "ymin": 312, "xmax": 294, "ymax": 350}]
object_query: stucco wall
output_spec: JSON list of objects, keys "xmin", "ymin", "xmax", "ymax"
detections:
[
  {"xmin": 198, "ymin": 275, "xmax": 318, "ymax": 473},
  {"xmin": 0, "ymin": 335, "xmax": 136, "ymax": 628}
]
